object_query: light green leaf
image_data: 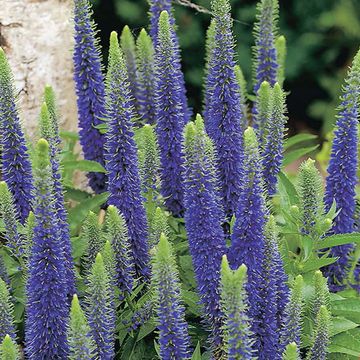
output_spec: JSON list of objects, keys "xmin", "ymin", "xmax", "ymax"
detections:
[
  {"xmin": 278, "ymin": 171, "xmax": 299, "ymax": 206},
  {"xmin": 62, "ymin": 160, "xmax": 107, "ymax": 173},
  {"xmin": 332, "ymin": 299, "xmax": 360, "ymax": 323},
  {"xmin": 302, "ymin": 256, "xmax": 337, "ymax": 273},
  {"xmin": 59, "ymin": 130, "xmax": 79, "ymax": 140},
  {"xmin": 329, "ymin": 328, "xmax": 360, "ymax": 356},
  {"xmin": 68, "ymin": 192, "xmax": 109, "ymax": 233},
  {"xmin": 284, "ymin": 133, "xmax": 317, "ymax": 150},
  {"xmin": 191, "ymin": 342, "xmax": 202, "ymax": 360},
  {"xmin": 316, "ymin": 233, "xmax": 360, "ymax": 250},
  {"xmin": 282, "ymin": 145, "xmax": 319, "ymax": 167},
  {"xmin": 331, "ymin": 317, "xmax": 359, "ymax": 337},
  {"xmin": 137, "ymin": 320, "xmax": 156, "ymax": 341}
]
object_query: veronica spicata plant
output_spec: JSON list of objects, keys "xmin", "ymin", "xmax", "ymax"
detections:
[
  {"xmin": 0, "ymin": 335, "xmax": 19, "ymax": 360},
  {"xmin": 136, "ymin": 29, "xmax": 156, "ymax": 125},
  {"xmin": 0, "ymin": 48, "xmax": 33, "ymax": 223},
  {"xmin": 204, "ymin": 0, "xmax": 245, "ymax": 218},
  {"xmin": 183, "ymin": 115, "xmax": 226, "ymax": 352},
  {"xmin": 68, "ymin": 294, "xmax": 95, "ymax": 360},
  {"xmin": 86, "ymin": 253, "xmax": 115, "ymax": 359},
  {"xmin": 73, "ymin": 0, "xmax": 107, "ymax": 194},
  {"xmin": 39, "ymin": 101, "xmax": 75, "ymax": 297},
  {"xmin": 154, "ymin": 10, "xmax": 188, "ymax": 216},
  {"xmin": 0, "ymin": 278, "xmax": 16, "ymax": 342},
  {"xmin": 220, "ymin": 256, "xmax": 253, "ymax": 359},
  {"xmin": 105, "ymin": 31, "xmax": 150, "ymax": 279},
  {"xmin": 25, "ymin": 139, "xmax": 69, "ymax": 359},
  {"xmin": 0, "ymin": 0, "xmax": 359, "ymax": 358},
  {"xmin": 151, "ymin": 233, "xmax": 191, "ymax": 359},
  {"xmin": 323, "ymin": 49, "xmax": 360, "ymax": 290},
  {"xmin": 252, "ymin": 0, "xmax": 279, "ymax": 92}
]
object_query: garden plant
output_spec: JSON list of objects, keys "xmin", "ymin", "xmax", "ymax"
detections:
[{"xmin": 0, "ymin": 0, "xmax": 360, "ymax": 359}]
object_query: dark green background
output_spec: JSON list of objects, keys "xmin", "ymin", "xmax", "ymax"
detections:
[{"xmin": 93, "ymin": 0, "xmax": 360, "ymax": 136}]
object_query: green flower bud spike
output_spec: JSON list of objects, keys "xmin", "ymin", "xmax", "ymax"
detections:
[
  {"xmin": 282, "ymin": 342, "xmax": 299, "ymax": 360},
  {"xmin": 306, "ymin": 305, "xmax": 331, "ymax": 360},
  {"xmin": 68, "ymin": 294, "xmax": 95, "ymax": 360},
  {"xmin": 0, "ymin": 334, "xmax": 19, "ymax": 360}
]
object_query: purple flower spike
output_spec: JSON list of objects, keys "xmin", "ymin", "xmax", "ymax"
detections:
[
  {"xmin": 204, "ymin": 0, "xmax": 245, "ymax": 218},
  {"xmin": 26, "ymin": 139, "xmax": 69, "ymax": 359},
  {"xmin": 154, "ymin": 10, "xmax": 188, "ymax": 216},
  {"xmin": 73, "ymin": 0, "xmax": 107, "ymax": 193},
  {"xmin": 183, "ymin": 115, "xmax": 226, "ymax": 352},
  {"xmin": 0, "ymin": 48, "xmax": 33, "ymax": 224},
  {"xmin": 323, "ymin": 49, "xmax": 360, "ymax": 290},
  {"xmin": 105, "ymin": 31, "xmax": 150, "ymax": 279},
  {"xmin": 253, "ymin": 0, "xmax": 279, "ymax": 93}
]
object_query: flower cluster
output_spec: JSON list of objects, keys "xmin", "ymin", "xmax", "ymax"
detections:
[{"xmin": 0, "ymin": 0, "xmax": 358, "ymax": 358}]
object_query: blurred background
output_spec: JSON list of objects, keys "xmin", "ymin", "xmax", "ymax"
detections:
[{"xmin": 92, "ymin": 0, "xmax": 360, "ymax": 137}]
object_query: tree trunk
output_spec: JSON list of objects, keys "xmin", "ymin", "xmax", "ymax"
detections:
[{"xmin": 0, "ymin": 0, "xmax": 77, "ymax": 136}]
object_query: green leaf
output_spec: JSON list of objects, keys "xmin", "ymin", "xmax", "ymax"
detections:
[
  {"xmin": 64, "ymin": 187, "xmax": 92, "ymax": 202},
  {"xmin": 332, "ymin": 298, "xmax": 360, "ymax": 323},
  {"xmin": 278, "ymin": 171, "xmax": 299, "ymax": 205},
  {"xmin": 62, "ymin": 160, "xmax": 107, "ymax": 173},
  {"xmin": 302, "ymin": 256, "xmax": 337, "ymax": 273},
  {"xmin": 182, "ymin": 289, "xmax": 202, "ymax": 316},
  {"xmin": 191, "ymin": 342, "xmax": 202, "ymax": 360},
  {"xmin": 71, "ymin": 236, "xmax": 87, "ymax": 259},
  {"xmin": 59, "ymin": 130, "xmax": 79, "ymax": 140},
  {"xmin": 282, "ymin": 145, "xmax": 319, "ymax": 167},
  {"xmin": 316, "ymin": 233, "xmax": 360, "ymax": 250},
  {"xmin": 137, "ymin": 320, "xmax": 156, "ymax": 341},
  {"xmin": 68, "ymin": 192, "xmax": 109, "ymax": 233},
  {"xmin": 329, "ymin": 328, "xmax": 360, "ymax": 356},
  {"xmin": 331, "ymin": 316, "xmax": 359, "ymax": 337},
  {"xmin": 329, "ymin": 352, "xmax": 358, "ymax": 359},
  {"xmin": 284, "ymin": 133, "xmax": 317, "ymax": 150},
  {"xmin": 154, "ymin": 340, "xmax": 160, "ymax": 358}
]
